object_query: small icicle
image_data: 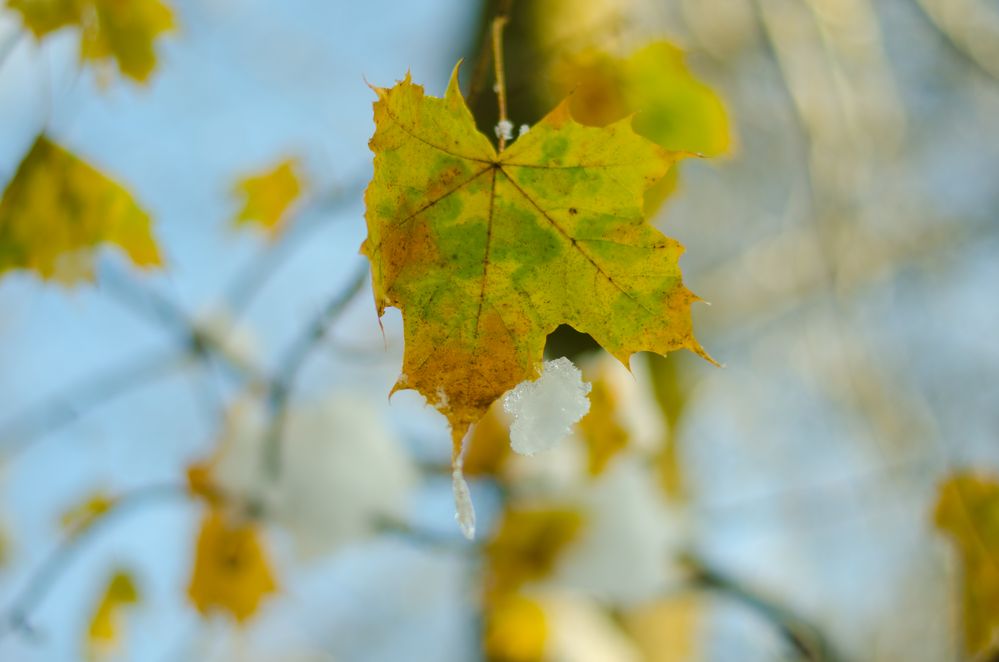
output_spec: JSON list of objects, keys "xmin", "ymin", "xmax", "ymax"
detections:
[{"xmin": 452, "ymin": 455, "xmax": 476, "ymax": 540}]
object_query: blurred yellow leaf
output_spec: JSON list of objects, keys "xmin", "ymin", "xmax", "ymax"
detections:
[
  {"xmin": 934, "ymin": 472, "xmax": 999, "ymax": 657},
  {"xmin": 485, "ymin": 506, "xmax": 583, "ymax": 597},
  {"xmin": 187, "ymin": 509, "xmax": 278, "ymax": 623},
  {"xmin": 463, "ymin": 401, "xmax": 513, "ymax": 478},
  {"xmin": 8, "ymin": 0, "xmax": 174, "ymax": 82},
  {"xmin": 6, "ymin": 0, "xmax": 79, "ymax": 36},
  {"xmin": 484, "ymin": 593, "xmax": 547, "ymax": 662},
  {"xmin": 0, "ymin": 135, "xmax": 163, "ymax": 284},
  {"xmin": 647, "ymin": 353, "xmax": 691, "ymax": 500},
  {"xmin": 623, "ymin": 593, "xmax": 704, "ymax": 662},
  {"xmin": 60, "ymin": 491, "xmax": 114, "ymax": 534},
  {"xmin": 577, "ymin": 369, "xmax": 629, "ymax": 477},
  {"xmin": 86, "ymin": 569, "xmax": 140, "ymax": 655},
  {"xmin": 550, "ymin": 41, "xmax": 732, "ymax": 214},
  {"xmin": 231, "ymin": 158, "xmax": 303, "ymax": 238}
]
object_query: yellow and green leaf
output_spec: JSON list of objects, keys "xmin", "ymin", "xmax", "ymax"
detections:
[
  {"xmin": 8, "ymin": 0, "xmax": 174, "ymax": 82},
  {"xmin": 0, "ymin": 135, "xmax": 162, "ymax": 284},
  {"xmin": 362, "ymin": 65, "xmax": 709, "ymax": 454}
]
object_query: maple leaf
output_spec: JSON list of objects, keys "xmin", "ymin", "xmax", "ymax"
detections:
[
  {"xmin": 0, "ymin": 135, "xmax": 162, "ymax": 284},
  {"xmin": 187, "ymin": 509, "xmax": 278, "ymax": 624},
  {"xmin": 9, "ymin": 0, "xmax": 174, "ymax": 83},
  {"xmin": 934, "ymin": 472, "xmax": 999, "ymax": 657},
  {"xmin": 230, "ymin": 158, "xmax": 303, "ymax": 238},
  {"xmin": 362, "ymin": 65, "xmax": 710, "ymax": 453}
]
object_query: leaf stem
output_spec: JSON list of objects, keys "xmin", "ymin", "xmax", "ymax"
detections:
[{"xmin": 491, "ymin": 15, "xmax": 510, "ymax": 152}]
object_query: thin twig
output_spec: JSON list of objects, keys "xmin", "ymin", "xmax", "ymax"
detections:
[
  {"xmin": 491, "ymin": 15, "xmax": 510, "ymax": 151},
  {"xmin": 224, "ymin": 177, "xmax": 367, "ymax": 322},
  {"xmin": 684, "ymin": 555, "xmax": 841, "ymax": 661},
  {"xmin": 100, "ymin": 263, "xmax": 263, "ymax": 382},
  {"xmin": 261, "ymin": 262, "xmax": 370, "ymax": 481},
  {"xmin": 0, "ymin": 350, "xmax": 185, "ymax": 457},
  {"xmin": 0, "ymin": 483, "xmax": 189, "ymax": 641},
  {"xmin": 906, "ymin": 0, "xmax": 999, "ymax": 85}
]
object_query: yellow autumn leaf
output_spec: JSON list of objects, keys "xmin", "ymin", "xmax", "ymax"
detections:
[
  {"xmin": 647, "ymin": 353, "xmax": 691, "ymax": 500},
  {"xmin": 550, "ymin": 41, "xmax": 732, "ymax": 213},
  {"xmin": 623, "ymin": 593, "xmax": 704, "ymax": 662},
  {"xmin": 8, "ymin": 0, "xmax": 174, "ymax": 82},
  {"xmin": 463, "ymin": 400, "xmax": 513, "ymax": 478},
  {"xmin": 483, "ymin": 593, "xmax": 547, "ymax": 662},
  {"xmin": 362, "ymin": 65, "xmax": 709, "ymax": 455},
  {"xmin": 60, "ymin": 491, "xmax": 115, "ymax": 534},
  {"xmin": 86, "ymin": 569, "xmax": 140, "ymax": 655},
  {"xmin": 231, "ymin": 158, "xmax": 303, "ymax": 238},
  {"xmin": 577, "ymin": 367, "xmax": 630, "ymax": 477},
  {"xmin": 187, "ymin": 508, "xmax": 278, "ymax": 624},
  {"xmin": 0, "ymin": 135, "xmax": 163, "ymax": 284},
  {"xmin": 934, "ymin": 471, "xmax": 999, "ymax": 657},
  {"xmin": 485, "ymin": 506, "xmax": 583, "ymax": 598}
]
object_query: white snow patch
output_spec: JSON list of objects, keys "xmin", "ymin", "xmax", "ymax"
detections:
[
  {"xmin": 494, "ymin": 119, "xmax": 513, "ymax": 141},
  {"xmin": 502, "ymin": 357, "xmax": 591, "ymax": 456},
  {"xmin": 210, "ymin": 392, "xmax": 417, "ymax": 558},
  {"xmin": 518, "ymin": 124, "xmax": 530, "ymax": 137}
]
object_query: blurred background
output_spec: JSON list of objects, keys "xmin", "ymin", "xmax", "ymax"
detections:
[{"xmin": 0, "ymin": 0, "xmax": 998, "ymax": 660}]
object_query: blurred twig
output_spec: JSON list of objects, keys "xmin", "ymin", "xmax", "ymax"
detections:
[
  {"xmin": 0, "ymin": 483, "xmax": 189, "ymax": 642},
  {"xmin": 684, "ymin": 555, "xmax": 842, "ymax": 661},
  {"xmin": 908, "ymin": 0, "xmax": 999, "ymax": 84},
  {"xmin": 261, "ymin": 261, "xmax": 370, "ymax": 482},
  {"xmin": 465, "ymin": 0, "xmax": 514, "ymax": 109},
  {"xmin": 224, "ymin": 176, "xmax": 368, "ymax": 322},
  {"xmin": 0, "ymin": 350, "xmax": 185, "ymax": 457}
]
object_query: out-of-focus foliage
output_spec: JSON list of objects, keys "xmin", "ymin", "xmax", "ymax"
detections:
[
  {"xmin": 7, "ymin": 0, "xmax": 174, "ymax": 82},
  {"xmin": 485, "ymin": 506, "xmax": 583, "ymax": 598},
  {"xmin": 0, "ymin": 0, "xmax": 997, "ymax": 658},
  {"xmin": 86, "ymin": 569, "xmax": 140, "ymax": 656},
  {"xmin": 934, "ymin": 472, "xmax": 999, "ymax": 657},
  {"xmin": 578, "ymin": 362, "xmax": 631, "ymax": 477},
  {"xmin": 187, "ymin": 509, "xmax": 278, "ymax": 624},
  {"xmin": 462, "ymin": 401, "xmax": 513, "ymax": 477},
  {"xmin": 623, "ymin": 594, "xmax": 703, "ymax": 662},
  {"xmin": 363, "ymin": 65, "xmax": 704, "ymax": 453},
  {"xmin": 0, "ymin": 136, "xmax": 162, "ymax": 284},
  {"xmin": 231, "ymin": 158, "xmax": 303, "ymax": 239},
  {"xmin": 483, "ymin": 593, "xmax": 547, "ymax": 662},
  {"xmin": 548, "ymin": 41, "xmax": 732, "ymax": 213}
]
